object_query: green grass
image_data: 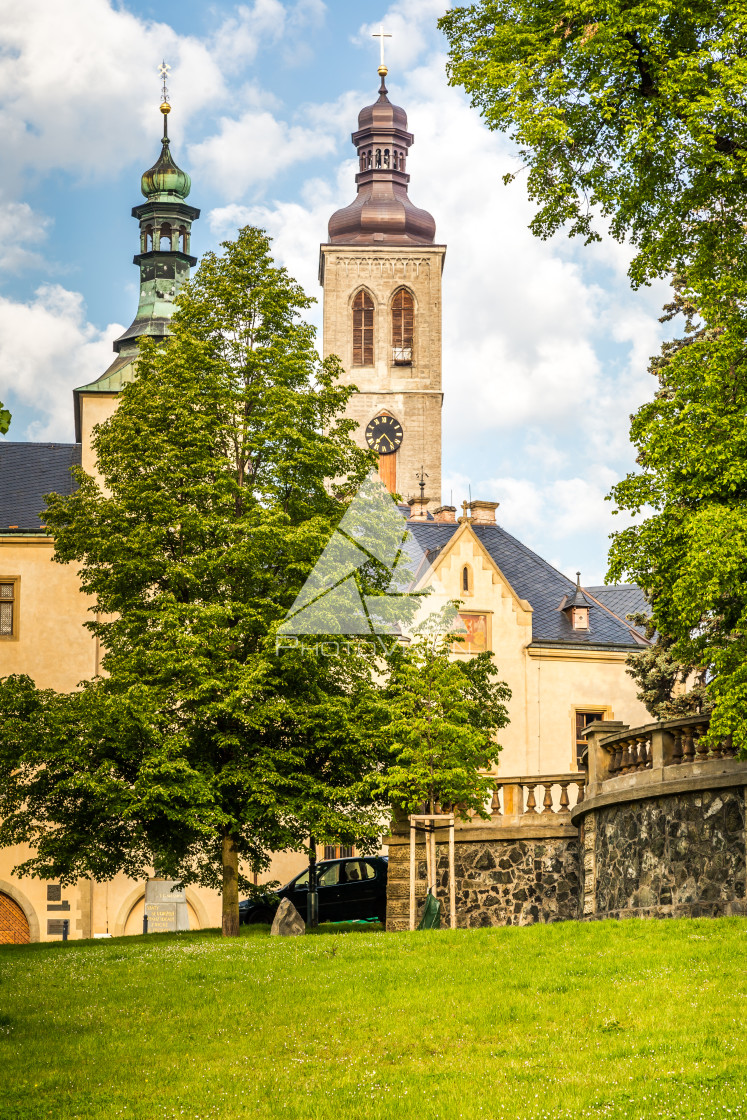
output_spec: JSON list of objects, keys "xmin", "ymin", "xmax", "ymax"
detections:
[{"xmin": 2, "ymin": 917, "xmax": 747, "ymax": 1120}]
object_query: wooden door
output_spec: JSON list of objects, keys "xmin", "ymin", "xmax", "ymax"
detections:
[
  {"xmin": 378, "ymin": 450, "xmax": 397, "ymax": 493},
  {"xmin": 0, "ymin": 893, "xmax": 30, "ymax": 944}
]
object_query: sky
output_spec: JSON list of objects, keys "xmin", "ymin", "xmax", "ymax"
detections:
[{"xmin": 0, "ymin": 0, "xmax": 670, "ymax": 584}]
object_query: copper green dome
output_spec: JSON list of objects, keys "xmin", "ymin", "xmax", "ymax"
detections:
[{"xmin": 141, "ymin": 134, "xmax": 191, "ymax": 200}]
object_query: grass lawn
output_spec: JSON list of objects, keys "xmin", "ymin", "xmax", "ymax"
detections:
[{"xmin": 1, "ymin": 916, "xmax": 747, "ymax": 1120}]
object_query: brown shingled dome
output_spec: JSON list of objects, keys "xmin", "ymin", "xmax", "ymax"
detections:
[{"xmin": 327, "ymin": 77, "xmax": 436, "ymax": 246}]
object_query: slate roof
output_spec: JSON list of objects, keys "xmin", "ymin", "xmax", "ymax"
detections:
[
  {"xmin": 407, "ymin": 520, "xmax": 647, "ymax": 650},
  {"xmin": 586, "ymin": 584, "xmax": 649, "ymax": 631},
  {"xmin": 0, "ymin": 442, "xmax": 81, "ymax": 532}
]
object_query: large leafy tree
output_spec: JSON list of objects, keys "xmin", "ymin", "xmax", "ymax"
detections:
[
  {"xmin": 608, "ymin": 283, "xmax": 747, "ymax": 746},
  {"xmin": 623, "ymin": 613, "xmax": 709, "ymax": 721},
  {"xmin": 0, "ymin": 227, "xmax": 391, "ymax": 935},
  {"xmin": 441, "ymin": 0, "xmax": 747, "ymax": 289},
  {"xmin": 0, "ymin": 402, "xmax": 10, "ymax": 434},
  {"xmin": 372, "ymin": 610, "xmax": 511, "ymax": 817},
  {"xmin": 442, "ymin": 1, "xmax": 747, "ymax": 747}
]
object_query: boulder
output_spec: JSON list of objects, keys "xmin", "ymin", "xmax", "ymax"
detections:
[{"xmin": 270, "ymin": 898, "xmax": 306, "ymax": 937}]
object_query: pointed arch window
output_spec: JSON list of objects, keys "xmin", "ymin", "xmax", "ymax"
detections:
[
  {"xmin": 352, "ymin": 290, "xmax": 374, "ymax": 366},
  {"xmin": 392, "ymin": 289, "xmax": 414, "ymax": 364}
]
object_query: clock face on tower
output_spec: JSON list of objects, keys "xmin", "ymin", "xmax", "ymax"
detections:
[{"xmin": 365, "ymin": 414, "xmax": 403, "ymax": 455}]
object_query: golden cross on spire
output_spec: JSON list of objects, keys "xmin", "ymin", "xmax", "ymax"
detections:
[
  {"xmin": 372, "ymin": 25, "xmax": 392, "ymax": 73},
  {"xmin": 158, "ymin": 60, "xmax": 171, "ymax": 105}
]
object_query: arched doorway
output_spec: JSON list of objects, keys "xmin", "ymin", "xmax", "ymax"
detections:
[{"xmin": 0, "ymin": 892, "xmax": 30, "ymax": 944}]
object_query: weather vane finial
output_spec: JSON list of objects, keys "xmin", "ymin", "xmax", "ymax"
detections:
[
  {"xmin": 372, "ymin": 25, "xmax": 392, "ymax": 77},
  {"xmin": 158, "ymin": 60, "xmax": 171, "ymax": 137},
  {"xmin": 159, "ymin": 60, "xmax": 171, "ymax": 109}
]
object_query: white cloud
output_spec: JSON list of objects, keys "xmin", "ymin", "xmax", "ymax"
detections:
[
  {"xmin": 0, "ymin": 284, "xmax": 121, "ymax": 441},
  {"xmin": 0, "ymin": 200, "xmax": 51, "ymax": 272},
  {"xmin": 0, "ymin": 0, "xmax": 226, "ymax": 189},
  {"xmin": 190, "ymin": 111, "xmax": 337, "ymax": 200},
  {"xmin": 212, "ymin": 0, "xmax": 327, "ymax": 72},
  {"xmin": 357, "ymin": 0, "xmax": 449, "ymax": 71},
  {"xmin": 208, "ymin": 163, "xmax": 354, "ymax": 322}
]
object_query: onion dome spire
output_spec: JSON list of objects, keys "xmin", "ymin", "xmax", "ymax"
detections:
[
  {"xmin": 140, "ymin": 65, "xmax": 191, "ymax": 201},
  {"xmin": 327, "ymin": 37, "xmax": 436, "ymax": 246}
]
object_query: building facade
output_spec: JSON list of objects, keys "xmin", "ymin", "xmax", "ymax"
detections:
[{"xmin": 319, "ymin": 66, "xmax": 444, "ymax": 507}]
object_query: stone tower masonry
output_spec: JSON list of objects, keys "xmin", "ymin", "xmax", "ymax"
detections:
[{"xmin": 319, "ymin": 65, "xmax": 445, "ymax": 506}]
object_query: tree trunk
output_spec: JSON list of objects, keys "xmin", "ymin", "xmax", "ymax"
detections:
[{"xmin": 222, "ymin": 831, "xmax": 240, "ymax": 938}]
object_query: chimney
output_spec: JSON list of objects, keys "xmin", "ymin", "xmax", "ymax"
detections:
[
  {"xmin": 407, "ymin": 496, "xmax": 431, "ymax": 521},
  {"xmin": 467, "ymin": 500, "xmax": 499, "ymax": 525},
  {"xmin": 432, "ymin": 505, "xmax": 456, "ymax": 524}
]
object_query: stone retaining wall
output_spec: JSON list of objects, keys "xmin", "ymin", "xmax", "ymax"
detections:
[
  {"xmin": 584, "ymin": 788, "xmax": 747, "ymax": 920},
  {"xmin": 386, "ymin": 833, "xmax": 581, "ymax": 932}
]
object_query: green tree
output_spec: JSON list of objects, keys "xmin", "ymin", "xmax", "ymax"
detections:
[
  {"xmin": 624, "ymin": 613, "xmax": 709, "ymax": 721},
  {"xmin": 0, "ymin": 227, "xmax": 391, "ymax": 936},
  {"xmin": 442, "ymin": 2, "xmax": 747, "ymax": 748},
  {"xmin": 441, "ymin": 0, "xmax": 747, "ymax": 289},
  {"xmin": 607, "ymin": 283, "xmax": 747, "ymax": 747},
  {"xmin": 0, "ymin": 402, "xmax": 10, "ymax": 434},
  {"xmin": 372, "ymin": 609, "xmax": 511, "ymax": 817}
]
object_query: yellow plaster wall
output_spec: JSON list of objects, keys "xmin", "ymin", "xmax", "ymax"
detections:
[
  {"xmin": 421, "ymin": 523, "xmax": 651, "ymax": 780},
  {"xmin": 79, "ymin": 392, "xmax": 119, "ymax": 483},
  {"xmin": 0, "ymin": 536, "xmax": 96, "ymax": 690}
]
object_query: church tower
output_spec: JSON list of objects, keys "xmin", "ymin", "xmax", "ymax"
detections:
[
  {"xmin": 319, "ymin": 59, "xmax": 445, "ymax": 507},
  {"xmin": 74, "ymin": 77, "xmax": 199, "ymax": 470}
]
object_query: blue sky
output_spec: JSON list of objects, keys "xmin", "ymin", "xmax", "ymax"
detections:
[{"xmin": 0, "ymin": 0, "xmax": 668, "ymax": 584}]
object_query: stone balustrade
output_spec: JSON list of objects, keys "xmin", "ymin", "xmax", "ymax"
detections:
[
  {"xmin": 486, "ymin": 774, "xmax": 585, "ymax": 821},
  {"xmin": 580, "ymin": 714, "xmax": 740, "ymax": 799},
  {"xmin": 573, "ymin": 713, "xmax": 747, "ymax": 921}
]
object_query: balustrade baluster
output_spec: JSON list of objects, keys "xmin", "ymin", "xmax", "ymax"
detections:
[
  {"xmin": 618, "ymin": 734, "xmax": 631, "ymax": 770},
  {"xmin": 559, "ymin": 781, "xmax": 571, "ymax": 813},
  {"xmin": 695, "ymin": 725, "xmax": 710, "ymax": 761},
  {"xmin": 607, "ymin": 747, "xmax": 618, "ymax": 775},
  {"xmin": 723, "ymin": 735, "xmax": 737, "ymax": 759},
  {"xmin": 542, "ymin": 783, "xmax": 554, "ymax": 813},
  {"xmin": 575, "ymin": 779, "xmax": 585, "ymax": 804},
  {"xmin": 524, "ymin": 783, "xmax": 537, "ymax": 814},
  {"xmin": 614, "ymin": 744, "xmax": 624, "ymax": 772},
  {"xmin": 672, "ymin": 730, "xmax": 683, "ymax": 764},
  {"xmin": 636, "ymin": 736, "xmax": 647, "ymax": 772},
  {"xmin": 681, "ymin": 726, "xmax": 695, "ymax": 763},
  {"xmin": 645, "ymin": 737, "xmax": 653, "ymax": 769},
  {"xmin": 490, "ymin": 789, "xmax": 502, "ymax": 816}
]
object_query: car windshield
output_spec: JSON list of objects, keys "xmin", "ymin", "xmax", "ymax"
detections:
[{"xmin": 283, "ymin": 863, "xmax": 336, "ymax": 890}]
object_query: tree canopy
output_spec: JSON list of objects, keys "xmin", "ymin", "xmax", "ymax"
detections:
[
  {"xmin": 0, "ymin": 402, "xmax": 10, "ymax": 434},
  {"xmin": 370, "ymin": 609, "xmax": 511, "ymax": 818},
  {"xmin": 441, "ymin": 0, "xmax": 747, "ymax": 289},
  {"xmin": 0, "ymin": 227, "xmax": 392, "ymax": 935},
  {"xmin": 608, "ymin": 282, "xmax": 747, "ymax": 746},
  {"xmin": 443, "ymin": 1, "xmax": 747, "ymax": 748}
]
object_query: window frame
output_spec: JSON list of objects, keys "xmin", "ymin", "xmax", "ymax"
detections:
[
  {"xmin": 0, "ymin": 577, "xmax": 20, "ymax": 642},
  {"xmin": 572, "ymin": 706, "xmax": 613, "ymax": 771},
  {"xmin": 391, "ymin": 287, "xmax": 414, "ymax": 365},
  {"xmin": 352, "ymin": 290, "xmax": 375, "ymax": 367}
]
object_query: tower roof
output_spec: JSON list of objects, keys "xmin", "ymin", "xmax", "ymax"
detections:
[
  {"xmin": 327, "ymin": 72, "xmax": 436, "ymax": 246},
  {"xmin": 141, "ymin": 103, "xmax": 191, "ymax": 201}
]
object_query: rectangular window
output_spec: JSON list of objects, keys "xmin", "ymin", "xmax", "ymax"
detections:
[
  {"xmin": 352, "ymin": 293, "xmax": 374, "ymax": 366},
  {"xmin": 323, "ymin": 845, "xmax": 354, "ymax": 860},
  {"xmin": 575, "ymin": 711, "xmax": 604, "ymax": 769},
  {"xmin": 0, "ymin": 581, "xmax": 16, "ymax": 639},
  {"xmin": 452, "ymin": 613, "xmax": 489, "ymax": 654}
]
